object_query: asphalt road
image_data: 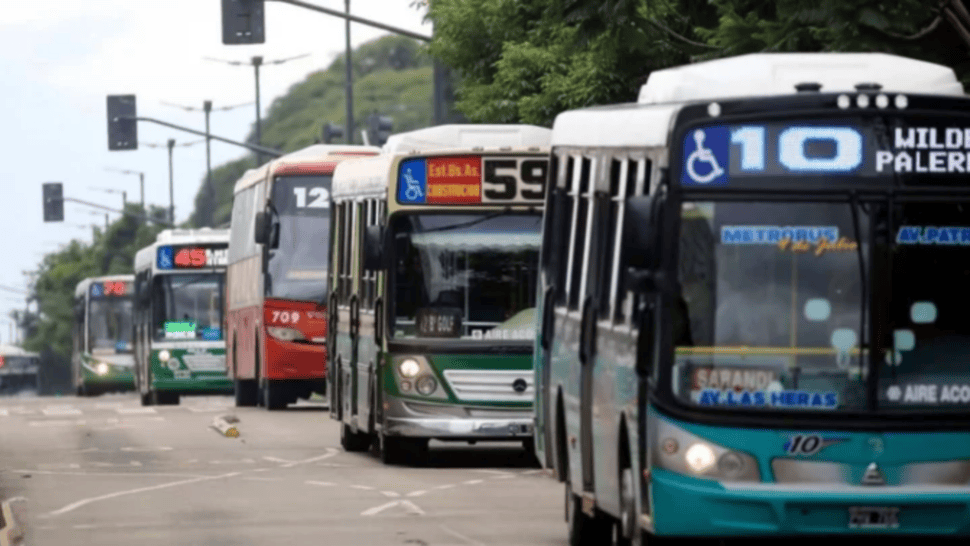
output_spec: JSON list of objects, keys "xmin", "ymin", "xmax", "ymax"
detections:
[{"xmin": 0, "ymin": 394, "xmax": 564, "ymax": 546}]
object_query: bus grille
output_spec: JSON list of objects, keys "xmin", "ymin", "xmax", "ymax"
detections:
[{"xmin": 442, "ymin": 370, "xmax": 533, "ymax": 403}]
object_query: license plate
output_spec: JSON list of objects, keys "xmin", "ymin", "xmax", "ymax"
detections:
[{"xmin": 848, "ymin": 506, "xmax": 899, "ymax": 529}]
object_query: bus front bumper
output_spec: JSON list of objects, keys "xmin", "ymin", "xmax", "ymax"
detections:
[
  {"xmin": 649, "ymin": 468, "xmax": 970, "ymax": 536},
  {"xmin": 383, "ymin": 396, "xmax": 533, "ymax": 440}
]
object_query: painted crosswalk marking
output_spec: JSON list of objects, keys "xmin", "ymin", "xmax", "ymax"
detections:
[
  {"xmin": 42, "ymin": 407, "xmax": 82, "ymax": 416},
  {"xmin": 116, "ymin": 407, "xmax": 157, "ymax": 415}
]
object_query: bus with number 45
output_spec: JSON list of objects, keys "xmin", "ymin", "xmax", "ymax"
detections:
[
  {"xmin": 226, "ymin": 144, "xmax": 378, "ymax": 409},
  {"xmin": 535, "ymin": 52, "xmax": 970, "ymax": 543},
  {"xmin": 133, "ymin": 228, "xmax": 231, "ymax": 405},
  {"xmin": 72, "ymin": 275, "xmax": 135, "ymax": 396},
  {"xmin": 330, "ymin": 124, "xmax": 551, "ymax": 464}
]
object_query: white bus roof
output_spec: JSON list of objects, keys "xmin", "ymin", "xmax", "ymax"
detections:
[
  {"xmin": 0, "ymin": 345, "xmax": 38, "ymax": 357},
  {"xmin": 381, "ymin": 124, "xmax": 551, "ymax": 154},
  {"xmin": 638, "ymin": 52, "xmax": 964, "ymax": 104},
  {"xmin": 134, "ymin": 228, "xmax": 230, "ymax": 271},
  {"xmin": 232, "ymin": 144, "xmax": 380, "ymax": 193},
  {"xmin": 74, "ymin": 274, "xmax": 135, "ymax": 299},
  {"xmin": 554, "ymin": 53, "xmax": 966, "ymax": 149}
]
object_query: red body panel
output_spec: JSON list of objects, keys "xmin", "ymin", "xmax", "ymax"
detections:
[{"xmin": 262, "ymin": 298, "xmax": 328, "ymax": 380}]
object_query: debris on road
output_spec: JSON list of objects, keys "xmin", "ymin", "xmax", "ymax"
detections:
[
  {"xmin": 211, "ymin": 414, "xmax": 240, "ymax": 438},
  {"xmin": 0, "ymin": 497, "xmax": 27, "ymax": 546}
]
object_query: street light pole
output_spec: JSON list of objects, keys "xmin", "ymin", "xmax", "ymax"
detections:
[
  {"xmin": 167, "ymin": 138, "xmax": 175, "ymax": 225},
  {"xmin": 345, "ymin": 0, "xmax": 354, "ymax": 144},
  {"xmin": 104, "ymin": 168, "xmax": 146, "ymax": 210},
  {"xmin": 204, "ymin": 100, "xmax": 214, "ymax": 225},
  {"xmin": 253, "ymin": 57, "xmax": 263, "ymax": 163}
]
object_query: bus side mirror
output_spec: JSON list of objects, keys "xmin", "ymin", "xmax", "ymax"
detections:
[
  {"xmin": 364, "ymin": 225, "xmax": 384, "ymax": 270},
  {"xmin": 254, "ymin": 211, "xmax": 268, "ymax": 245}
]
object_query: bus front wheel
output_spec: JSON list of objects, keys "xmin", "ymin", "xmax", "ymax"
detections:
[
  {"xmin": 234, "ymin": 380, "xmax": 258, "ymax": 407},
  {"xmin": 380, "ymin": 434, "xmax": 428, "ymax": 466},
  {"xmin": 566, "ymin": 480, "xmax": 612, "ymax": 546}
]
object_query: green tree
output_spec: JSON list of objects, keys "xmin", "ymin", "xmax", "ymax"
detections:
[{"xmin": 426, "ymin": 0, "xmax": 970, "ymax": 126}]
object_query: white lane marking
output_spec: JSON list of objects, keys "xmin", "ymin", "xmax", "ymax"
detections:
[
  {"xmin": 243, "ymin": 477, "xmax": 281, "ymax": 482},
  {"xmin": 0, "ymin": 409, "xmax": 8, "ymax": 417},
  {"xmin": 186, "ymin": 406, "xmax": 231, "ymax": 413},
  {"xmin": 208, "ymin": 459, "xmax": 255, "ymax": 465},
  {"xmin": 433, "ymin": 484, "xmax": 455, "ymax": 490},
  {"xmin": 350, "ymin": 485, "xmax": 374, "ymax": 491},
  {"xmin": 44, "ymin": 471, "xmax": 241, "ymax": 517},
  {"xmin": 462, "ymin": 479, "xmax": 484, "ymax": 485},
  {"xmin": 90, "ymin": 462, "xmax": 143, "ymax": 468},
  {"xmin": 494, "ymin": 475, "xmax": 515, "ymax": 479},
  {"xmin": 381, "ymin": 491, "xmax": 400, "ymax": 498},
  {"xmin": 38, "ymin": 463, "xmax": 81, "ymax": 470},
  {"xmin": 95, "ymin": 402, "xmax": 124, "ymax": 409},
  {"xmin": 117, "ymin": 408, "xmax": 157, "ymax": 415},
  {"xmin": 42, "ymin": 407, "xmax": 82, "ymax": 416},
  {"xmin": 280, "ymin": 449, "xmax": 339, "ymax": 468},
  {"xmin": 29, "ymin": 420, "xmax": 86, "ymax": 427},
  {"xmin": 305, "ymin": 481, "xmax": 335, "ymax": 487},
  {"xmin": 474, "ymin": 469, "xmax": 514, "ymax": 475},
  {"xmin": 406, "ymin": 490, "xmax": 427, "ymax": 497},
  {"xmin": 73, "ymin": 524, "xmax": 98, "ymax": 529},
  {"xmin": 121, "ymin": 446, "xmax": 173, "ymax": 452},
  {"xmin": 12, "ymin": 469, "xmax": 207, "ymax": 478},
  {"xmin": 262, "ymin": 456, "xmax": 294, "ymax": 464},
  {"xmin": 440, "ymin": 525, "xmax": 487, "ymax": 546},
  {"xmin": 316, "ymin": 463, "xmax": 348, "ymax": 468},
  {"xmin": 361, "ymin": 500, "xmax": 425, "ymax": 516},
  {"xmin": 521, "ymin": 470, "xmax": 543, "ymax": 475},
  {"xmin": 9, "ymin": 407, "xmax": 35, "ymax": 415}
]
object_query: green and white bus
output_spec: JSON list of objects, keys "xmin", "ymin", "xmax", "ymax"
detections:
[
  {"xmin": 72, "ymin": 275, "xmax": 135, "ymax": 396},
  {"xmin": 329, "ymin": 124, "xmax": 551, "ymax": 464},
  {"xmin": 535, "ymin": 52, "xmax": 970, "ymax": 542},
  {"xmin": 133, "ymin": 228, "xmax": 231, "ymax": 405}
]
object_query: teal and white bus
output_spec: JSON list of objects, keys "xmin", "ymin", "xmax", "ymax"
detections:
[
  {"xmin": 535, "ymin": 53, "xmax": 970, "ymax": 542},
  {"xmin": 133, "ymin": 228, "xmax": 232, "ymax": 405},
  {"xmin": 330, "ymin": 124, "xmax": 551, "ymax": 464},
  {"xmin": 72, "ymin": 275, "xmax": 135, "ymax": 396}
]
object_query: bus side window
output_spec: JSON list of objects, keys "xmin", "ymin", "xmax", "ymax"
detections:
[
  {"xmin": 549, "ymin": 154, "xmax": 573, "ymax": 306},
  {"xmin": 621, "ymin": 159, "xmax": 651, "ymax": 327},
  {"xmin": 565, "ymin": 157, "xmax": 593, "ymax": 311}
]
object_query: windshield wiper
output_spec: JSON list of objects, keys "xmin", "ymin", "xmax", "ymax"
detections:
[{"xmin": 848, "ymin": 191, "xmax": 868, "ymax": 382}]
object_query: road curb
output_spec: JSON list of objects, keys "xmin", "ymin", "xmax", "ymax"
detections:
[{"xmin": 0, "ymin": 497, "xmax": 26, "ymax": 546}]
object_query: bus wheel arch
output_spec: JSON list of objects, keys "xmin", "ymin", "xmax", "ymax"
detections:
[
  {"xmin": 616, "ymin": 415, "xmax": 640, "ymax": 546},
  {"xmin": 555, "ymin": 387, "xmax": 568, "ymax": 483}
]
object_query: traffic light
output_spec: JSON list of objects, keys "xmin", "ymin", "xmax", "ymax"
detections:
[
  {"xmin": 222, "ymin": 0, "xmax": 265, "ymax": 44},
  {"xmin": 106, "ymin": 95, "xmax": 137, "ymax": 151},
  {"xmin": 42, "ymin": 182, "xmax": 64, "ymax": 222},
  {"xmin": 321, "ymin": 122, "xmax": 344, "ymax": 144},
  {"xmin": 367, "ymin": 114, "xmax": 393, "ymax": 146}
]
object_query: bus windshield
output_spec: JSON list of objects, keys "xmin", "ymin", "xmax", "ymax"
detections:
[
  {"xmin": 152, "ymin": 274, "xmax": 225, "ymax": 342},
  {"xmin": 673, "ymin": 201, "xmax": 869, "ymax": 412},
  {"xmin": 266, "ymin": 175, "xmax": 331, "ymax": 302},
  {"xmin": 89, "ymin": 298, "xmax": 134, "ymax": 354},
  {"xmin": 390, "ymin": 213, "xmax": 541, "ymax": 341}
]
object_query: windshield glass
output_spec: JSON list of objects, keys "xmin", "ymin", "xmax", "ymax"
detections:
[
  {"xmin": 391, "ymin": 213, "xmax": 541, "ymax": 341},
  {"xmin": 880, "ymin": 202, "xmax": 970, "ymax": 408},
  {"xmin": 88, "ymin": 298, "xmax": 133, "ymax": 354},
  {"xmin": 152, "ymin": 273, "xmax": 225, "ymax": 342},
  {"xmin": 267, "ymin": 175, "xmax": 331, "ymax": 301},
  {"xmin": 673, "ymin": 201, "xmax": 869, "ymax": 412}
]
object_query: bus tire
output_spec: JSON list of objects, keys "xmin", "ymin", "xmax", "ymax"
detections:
[
  {"xmin": 234, "ymin": 380, "xmax": 258, "ymax": 407},
  {"xmin": 154, "ymin": 392, "xmax": 179, "ymax": 405},
  {"xmin": 380, "ymin": 434, "xmax": 428, "ymax": 467},
  {"xmin": 566, "ymin": 480, "xmax": 612, "ymax": 546},
  {"xmin": 263, "ymin": 380, "xmax": 287, "ymax": 410},
  {"xmin": 141, "ymin": 392, "xmax": 155, "ymax": 406},
  {"xmin": 340, "ymin": 423, "xmax": 371, "ymax": 452}
]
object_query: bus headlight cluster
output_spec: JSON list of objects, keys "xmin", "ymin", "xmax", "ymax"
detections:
[
  {"xmin": 391, "ymin": 356, "xmax": 447, "ymax": 400},
  {"xmin": 158, "ymin": 350, "xmax": 171, "ymax": 362},
  {"xmin": 653, "ymin": 419, "xmax": 760, "ymax": 482},
  {"xmin": 95, "ymin": 362, "xmax": 110, "ymax": 376},
  {"xmin": 267, "ymin": 326, "xmax": 306, "ymax": 342}
]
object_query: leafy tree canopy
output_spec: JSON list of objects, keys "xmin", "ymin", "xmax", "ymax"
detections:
[{"xmin": 427, "ymin": 0, "xmax": 970, "ymax": 126}]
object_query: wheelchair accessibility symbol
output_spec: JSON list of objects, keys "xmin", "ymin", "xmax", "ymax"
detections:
[
  {"xmin": 682, "ymin": 127, "xmax": 729, "ymax": 186},
  {"xmin": 403, "ymin": 168, "xmax": 424, "ymax": 201}
]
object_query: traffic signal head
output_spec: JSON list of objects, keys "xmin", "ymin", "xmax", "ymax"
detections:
[
  {"xmin": 322, "ymin": 122, "xmax": 344, "ymax": 144},
  {"xmin": 222, "ymin": 0, "xmax": 265, "ymax": 44},
  {"xmin": 368, "ymin": 114, "xmax": 393, "ymax": 146},
  {"xmin": 106, "ymin": 95, "xmax": 137, "ymax": 151},
  {"xmin": 43, "ymin": 182, "xmax": 64, "ymax": 222}
]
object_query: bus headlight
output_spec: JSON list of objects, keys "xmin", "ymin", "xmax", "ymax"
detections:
[
  {"xmin": 95, "ymin": 362, "xmax": 109, "ymax": 376},
  {"xmin": 654, "ymin": 418, "xmax": 760, "ymax": 482},
  {"xmin": 267, "ymin": 326, "xmax": 307, "ymax": 342},
  {"xmin": 398, "ymin": 359, "xmax": 421, "ymax": 378},
  {"xmin": 685, "ymin": 443, "xmax": 716, "ymax": 473},
  {"xmin": 416, "ymin": 375, "xmax": 437, "ymax": 396},
  {"xmin": 158, "ymin": 350, "xmax": 171, "ymax": 363}
]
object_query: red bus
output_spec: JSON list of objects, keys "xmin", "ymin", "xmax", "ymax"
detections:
[{"xmin": 226, "ymin": 144, "xmax": 378, "ymax": 409}]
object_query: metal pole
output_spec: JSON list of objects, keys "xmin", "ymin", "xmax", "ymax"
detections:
[
  {"xmin": 122, "ymin": 191, "xmax": 127, "ymax": 209},
  {"xmin": 138, "ymin": 172, "xmax": 145, "ymax": 210},
  {"xmin": 253, "ymin": 56, "xmax": 263, "ymax": 164},
  {"xmin": 167, "ymin": 138, "xmax": 175, "ymax": 224},
  {"xmin": 204, "ymin": 100, "xmax": 214, "ymax": 227},
  {"xmin": 345, "ymin": 0, "xmax": 354, "ymax": 144},
  {"xmin": 104, "ymin": 213, "xmax": 109, "ymax": 231}
]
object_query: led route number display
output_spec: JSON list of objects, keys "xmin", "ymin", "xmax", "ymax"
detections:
[
  {"xmin": 680, "ymin": 120, "xmax": 970, "ymax": 187},
  {"xmin": 398, "ymin": 156, "xmax": 548, "ymax": 205},
  {"xmin": 157, "ymin": 245, "xmax": 229, "ymax": 270},
  {"xmin": 90, "ymin": 281, "xmax": 131, "ymax": 298}
]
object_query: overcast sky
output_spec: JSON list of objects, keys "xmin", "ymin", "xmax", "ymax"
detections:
[{"xmin": 0, "ymin": 1, "xmax": 432, "ymax": 339}]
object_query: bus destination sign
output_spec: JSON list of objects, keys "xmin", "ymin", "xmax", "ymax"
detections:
[
  {"xmin": 157, "ymin": 244, "xmax": 229, "ymax": 270},
  {"xmin": 90, "ymin": 281, "xmax": 131, "ymax": 298},
  {"xmin": 679, "ymin": 119, "xmax": 970, "ymax": 187},
  {"xmin": 398, "ymin": 155, "xmax": 548, "ymax": 205}
]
